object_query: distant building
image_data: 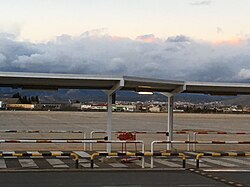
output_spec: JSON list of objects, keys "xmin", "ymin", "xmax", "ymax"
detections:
[
  {"xmin": 0, "ymin": 98, "xmax": 22, "ymax": 110},
  {"xmin": 149, "ymin": 105, "xmax": 161, "ymax": 112},
  {"xmin": 81, "ymin": 104, "xmax": 92, "ymax": 111},
  {"xmin": 36, "ymin": 103, "xmax": 62, "ymax": 110},
  {"xmin": 113, "ymin": 104, "xmax": 135, "ymax": 112},
  {"xmin": 6, "ymin": 104, "xmax": 35, "ymax": 110},
  {"xmin": 0, "ymin": 98, "xmax": 21, "ymax": 105}
]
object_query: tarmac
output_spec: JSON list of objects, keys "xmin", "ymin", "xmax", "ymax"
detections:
[
  {"xmin": 0, "ymin": 111, "xmax": 250, "ymax": 186},
  {"xmin": 0, "ymin": 170, "xmax": 243, "ymax": 187}
]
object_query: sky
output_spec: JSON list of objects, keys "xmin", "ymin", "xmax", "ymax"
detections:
[{"xmin": 0, "ymin": 0, "xmax": 250, "ymax": 82}]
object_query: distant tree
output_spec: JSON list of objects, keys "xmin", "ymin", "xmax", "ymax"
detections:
[
  {"xmin": 12, "ymin": 93, "xmax": 21, "ymax": 99},
  {"xmin": 35, "ymin": 96, "xmax": 40, "ymax": 104},
  {"xmin": 21, "ymin": 96, "xmax": 29, "ymax": 104}
]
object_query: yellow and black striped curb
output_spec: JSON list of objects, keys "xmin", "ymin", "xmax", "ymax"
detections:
[
  {"xmin": 0, "ymin": 152, "xmax": 79, "ymax": 168},
  {"xmin": 90, "ymin": 152, "xmax": 186, "ymax": 168},
  {"xmin": 188, "ymin": 169, "xmax": 245, "ymax": 187},
  {"xmin": 196, "ymin": 152, "xmax": 250, "ymax": 168}
]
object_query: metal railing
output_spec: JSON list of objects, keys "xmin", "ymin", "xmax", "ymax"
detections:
[
  {"xmin": 90, "ymin": 130, "xmax": 191, "ymax": 151},
  {"xmin": 151, "ymin": 140, "xmax": 250, "ymax": 153},
  {"xmin": 0, "ymin": 130, "xmax": 87, "ymax": 150},
  {"xmin": 0, "ymin": 139, "xmax": 145, "ymax": 156},
  {"xmin": 192, "ymin": 131, "xmax": 250, "ymax": 151}
]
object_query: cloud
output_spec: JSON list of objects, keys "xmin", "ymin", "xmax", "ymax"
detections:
[
  {"xmin": 189, "ymin": 0, "xmax": 212, "ymax": 6},
  {"xmin": 136, "ymin": 34, "xmax": 160, "ymax": 43},
  {"xmin": 0, "ymin": 31, "xmax": 250, "ymax": 82},
  {"xmin": 237, "ymin": 69, "xmax": 250, "ymax": 80},
  {"xmin": 216, "ymin": 27, "xmax": 223, "ymax": 34}
]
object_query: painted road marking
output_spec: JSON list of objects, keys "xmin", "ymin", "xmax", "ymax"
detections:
[
  {"xmin": 19, "ymin": 159, "xmax": 38, "ymax": 168},
  {"xmin": 46, "ymin": 159, "xmax": 69, "ymax": 168},
  {"xmin": 0, "ymin": 159, "xmax": 7, "ymax": 169},
  {"xmin": 186, "ymin": 159, "xmax": 210, "ymax": 168},
  {"xmin": 185, "ymin": 151, "xmax": 238, "ymax": 167},
  {"xmin": 80, "ymin": 158, "xmax": 99, "ymax": 168},
  {"xmin": 109, "ymin": 163, "xmax": 128, "ymax": 168},
  {"xmin": 203, "ymin": 169, "xmax": 250, "ymax": 172},
  {"xmin": 202, "ymin": 158, "xmax": 237, "ymax": 167},
  {"xmin": 133, "ymin": 160, "xmax": 153, "ymax": 168},
  {"xmin": 221, "ymin": 157, "xmax": 250, "ymax": 166},
  {"xmin": 154, "ymin": 158, "xmax": 182, "ymax": 167},
  {"xmin": 73, "ymin": 151, "xmax": 91, "ymax": 158}
]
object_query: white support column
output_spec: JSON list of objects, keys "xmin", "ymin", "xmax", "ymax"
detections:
[
  {"xmin": 107, "ymin": 92, "xmax": 113, "ymax": 153},
  {"xmin": 160, "ymin": 85, "xmax": 186, "ymax": 151},
  {"xmin": 103, "ymin": 79, "xmax": 124, "ymax": 153},
  {"xmin": 167, "ymin": 95, "xmax": 174, "ymax": 150}
]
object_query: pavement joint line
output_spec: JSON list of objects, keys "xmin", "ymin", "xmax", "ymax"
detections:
[{"xmin": 187, "ymin": 168, "xmax": 247, "ymax": 187}]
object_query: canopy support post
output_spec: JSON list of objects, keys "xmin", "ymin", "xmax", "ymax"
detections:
[
  {"xmin": 161, "ymin": 84, "xmax": 186, "ymax": 151},
  {"xmin": 103, "ymin": 79, "xmax": 124, "ymax": 153},
  {"xmin": 167, "ymin": 94, "xmax": 174, "ymax": 150}
]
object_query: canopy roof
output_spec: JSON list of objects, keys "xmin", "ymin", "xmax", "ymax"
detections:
[{"xmin": 1, "ymin": 72, "xmax": 250, "ymax": 95}]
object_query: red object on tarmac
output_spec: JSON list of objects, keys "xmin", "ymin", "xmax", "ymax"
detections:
[{"xmin": 117, "ymin": 132, "xmax": 139, "ymax": 163}]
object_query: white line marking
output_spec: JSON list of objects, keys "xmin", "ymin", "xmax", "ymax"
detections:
[
  {"xmin": 46, "ymin": 159, "xmax": 69, "ymax": 168},
  {"xmin": 221, "ymin": 157, "xmax": 250, "ymax": 166},
  {"xmin": 202, "ymin": 158, "xmax": 237, "ymax": 167},
  {"xmin": 154, "ymin": 158, "xmax": 182, "ymax": 167},
  {"xmin": 186, "ymin": 152, "xmax": 238, "ymax": 167},
  {"xmin": 0, "ymin": 159, "xmax": 7, "ymax": 169},
  {"xmin": 19, "ymin": 159, "xmax": 38, "ymax": 168},
  {"xmin": 73, "ymin": 151, "xmax": 91, "ymax": 158},
  {"xmin": 203, "ymin": 169, "xmax": 250, "ymax": 172},
  {"xmin": 133, "ymin": 160, "xmax": 153, "ymax": 168},
  {"xmin": 80, "ymin": 158, "xmax": 99, "ymax": 168},
  {"xmin": 109, "ymin": 163, "xmax": 128, "ymax": 168},
  {"xmin": 186, "ymin": 159, "xmax": 210, "ymax": 168}
]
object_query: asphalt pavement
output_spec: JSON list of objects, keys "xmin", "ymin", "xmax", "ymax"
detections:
[{"xmin": 0, "ymin": 170, "xmax": 234, "ymax": 187}]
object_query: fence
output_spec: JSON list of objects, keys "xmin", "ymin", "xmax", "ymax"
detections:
[
  {"xmin": 0, "ymin": 130, "xmax": 87, "ymax": 150},
  {"xmin": 90, "ymin": 130, "xmax": 191, "ymax": 151},
  {"xmin": 0, "ymin": 139, "xmax": 145, "ymax": 153},
  {"xmin": 192, "ymin": 131, "xmax": 250, "ymax": 151},
  {"xmin": 151, "ymin": 140, "xmax": 250, "ymax": 153}
]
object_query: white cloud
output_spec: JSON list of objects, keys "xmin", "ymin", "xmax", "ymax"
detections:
[
  {"xmin": 237, "ymin": 69, "xmax": 250, "ymax": 80},
  {"xmin": 189, "ymin": 0, "xmax": 212, "ymax": 6},
  {"xmin": 216, "ymin": 27, "xmax": 223, "ymax": 34},
  {"xmin": 0, "ymin": 31, "xmax": 250, "ymax": 82}
]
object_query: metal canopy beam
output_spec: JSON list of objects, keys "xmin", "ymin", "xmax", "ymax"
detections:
[{"xmin": 2, "ymin": 72, "xmax": 250, "ymax": 95}]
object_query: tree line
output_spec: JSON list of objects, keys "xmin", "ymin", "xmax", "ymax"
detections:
[{"xmin": 12, "ymin": 93, "xmax": 40, "ymax": 104}]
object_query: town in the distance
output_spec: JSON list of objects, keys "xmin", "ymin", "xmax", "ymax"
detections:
[{"xmin": 1, "ymin": 91, "xmax": 250, "ymax": 113}]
